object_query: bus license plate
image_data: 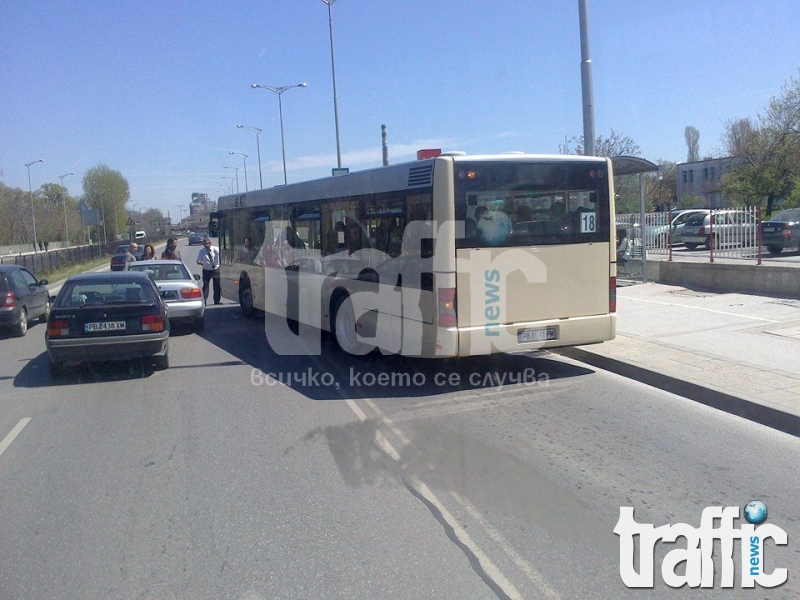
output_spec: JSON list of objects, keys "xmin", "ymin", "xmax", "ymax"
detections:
[
  {"xmin": 517, "ymin": 326, "xmax": 557, "ymax": 344},
  {"xmin": 85, "ymin": 321, "xmax": 126, "ymax": 332}
]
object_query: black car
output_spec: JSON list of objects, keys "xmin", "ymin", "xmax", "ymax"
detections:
[
  {"xmin": 110, "ymin": 243, "xmax": 145, "ymax": 271},
  {"xmin": 761, "ymin": 208, "xmax": 800, "ymax": 255},
  {"xmin": 46, "ymin": 271, "xmax": 169, "ymax": 376},
  {"xmin": 0, "ymin": 265, "xmax": 51, "ymax": 337}
]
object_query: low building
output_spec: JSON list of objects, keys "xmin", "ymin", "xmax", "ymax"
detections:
[{"xmin": 676, "ymin": 156, "xmax": 739, "ymax": 208}]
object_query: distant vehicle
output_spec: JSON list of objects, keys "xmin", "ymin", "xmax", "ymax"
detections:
[
  {"xmin": 760, "ymin": 208, "xmax": 800, "ymax": 255},
  {"xmin": 46, "ymin": 271, "xmax": 170, "ymax": 377},
  {"xmin": 126, "ymin": 260, "xmax": 205, "ymax": 329},
  {"xmin": 681, "ymin": 210, "xmax": 758, "ymax": 250},
  {"xmin": 134, "ymin": 230, "xmax": 147, "ymax": 239},
  {"xmin": 641, "ymin": 209, "xmax": 709, "ymax": 247},
  {"xmin": 0, "ymin": 265, "xmax": 51, "ymax": 337},
  {"xmin": 110, "ymin": 243, "xmax": 145, "ymax": 271},
  {"xmin": 188, "ymin": 233, "xmax": 204, "ymax": 246}
]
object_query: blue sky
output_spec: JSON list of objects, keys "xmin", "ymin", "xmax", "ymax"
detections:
[{"xmin": 2, "ymin": 1, "xmax": 799, "ymax": 220}]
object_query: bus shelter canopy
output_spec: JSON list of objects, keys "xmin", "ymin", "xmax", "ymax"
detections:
[{"xmin": 610, "ymin": 156, "xmax": 659, "ymax": 176}]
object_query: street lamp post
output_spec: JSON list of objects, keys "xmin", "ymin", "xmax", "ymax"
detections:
[
  {"xmin": 237, "ymin": 125, "xmax": 263, "ymax": 189},
  {"xmin": 223, "ymin": 165, "xmax": 240, "ymax": 193},
  {"xmin": 321, "ymin": 0, "xmax": 342, "ymax": 168},
  {"xmin": 251, "ymin": 82, "xmax": 307, "ymax": 184},
  {"xmin": 229, "ymin": 152, "xmax": 248, "ymax": 191},
  {"xmin": 25, "ymin": 159, "xmax": 44, "ymax": 251},
  {"xmin": 58, "ymin": 171, "xmax": 75, "ymax": 246},
  {"xmin": 222, "ymin": 176, "xmax": 235, "ymax": 195}
]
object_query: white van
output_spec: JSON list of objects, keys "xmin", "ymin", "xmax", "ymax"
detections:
[{"xmin": 134, "ymin": 231, "xmax": 147, "ymax": 239}]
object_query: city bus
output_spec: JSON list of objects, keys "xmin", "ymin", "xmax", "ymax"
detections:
[{"xmin": 215, "ymin": 152, "xmax": 617, "ymax": 357}]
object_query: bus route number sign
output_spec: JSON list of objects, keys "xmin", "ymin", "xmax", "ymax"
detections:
[{"xmin": 580, "ymin": 212, "xmax": 597, "ymax": 233}]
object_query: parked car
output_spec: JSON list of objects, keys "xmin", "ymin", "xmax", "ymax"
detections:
[
  {"xmin": 760, "ymin": 208, "xmax": 800, "ymax": 255},
  {"xmin": 681, "ymin": 210, "xmax": 758, "ymax": 250},
  {"xmin": 188, "ymin": 233, "xmax": 204, "ymax": 246},
  {"xmin": 126, "ymin": 260, "xmax": 205, "ymax": 329},
  {"xmin": 669, "ymin": 209, "xmax": 710, "ymax": 246},
  {"xmin": 0, "ymin": 265, "xmax": 51, "ymax": 337},
  {"xmin": 46, "ymin": 271, "xmax": 169, "ymax": 376},
  {"xmin": 110, "ymin": 243, "xmax": 145, "ymax": 271}
]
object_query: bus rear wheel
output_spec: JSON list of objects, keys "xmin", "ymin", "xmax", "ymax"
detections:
[
  {"xmin": 331, "ymin": 295, "xmax": 372, "ymax": 356},
  {"xmin": 239, "ymin": 283, "xmax": 254, "ymax": 317}
]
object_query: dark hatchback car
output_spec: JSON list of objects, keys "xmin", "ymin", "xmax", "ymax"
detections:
[
  {"xmin": 46, "ymin": 271, "xmax": 170, "ymax": 377},
  {"xmin": 0, "ymin": 265, "xmax": 51, "ymax": 337},
  {"xmin": 761, "ymin": 208, "xmax": 800, "ymax": 255},
  {"xmin": 187, "ymin": 233, "xmax": 204, "ymax": 246},
  {"xmin": 110, "ymin": 243, "xmax": 145, "ymax": 271}
]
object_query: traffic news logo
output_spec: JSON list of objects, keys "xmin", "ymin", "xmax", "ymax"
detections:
[{"xmin": 614, "ymin": 502, "xmax": 788, "ymax": 589}]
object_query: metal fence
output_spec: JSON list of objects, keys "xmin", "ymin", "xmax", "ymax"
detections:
[
  {"xmin": 0, "ymin": 243, "xmax": 116, "ymax": 276},
  {"xmin": 617, "ymin": 206, "xmax": 763, "ymax": 263}
]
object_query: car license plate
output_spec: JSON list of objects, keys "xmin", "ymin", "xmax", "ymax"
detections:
[
  {"xmin": 517, "ymin": 326, "xmax": 557, "ymax": 344},
  {"xmin": 85, "ymin": 321, "xmax": 126, "ymax": 332},
  {"xmin": 762, "ymin": 227, "xmax": 775, "ymax": 233}
]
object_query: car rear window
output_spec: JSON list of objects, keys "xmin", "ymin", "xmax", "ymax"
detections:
[
  {"xmin": 772, "ymin": 209, "xmax": 800, "ymax": 222},
  {"xmin": 57, "ymin": 281, "xmax": 156, "ymax": 307},
  {"xmin": 127, "ymin": 263, "xmax": 190, "ymax": 280}
]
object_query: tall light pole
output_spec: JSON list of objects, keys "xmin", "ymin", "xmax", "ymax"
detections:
[
  {"xmin": 321, "ymin": 0, "xmax": 342, "ymax": 168},
  {"xmin": 251, "ymin": 82, "xmax": 307, "ymax": 184},
  {"xmin": 229, "ymin": 151, "xmax": 248, "ymax": 191},
  {"xmin": 237, "ymin": 125, "xmax": 263, "ymax": 189},
  {"xmin": 222, "ymin": 175, "xmax": 235, "ymax": 195},
  {"xmin": 25, "ymin": 159, "xmax": 44, "ymax": 251},
  {"xmin": 58, "ymin": 171, "xmax": 74, "ymax": 246},
  {"xmin": 178, "ymin": 204, "xmax": 186, "ymax": 229},
  {"xmin": 223, "ymin": 165, "xmax": 240, "ymax": 193}
]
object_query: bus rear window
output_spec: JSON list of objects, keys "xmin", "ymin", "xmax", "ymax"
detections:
[{"xmin": 455, "ymin": 161, "xmax": 610, "ymax": 248}]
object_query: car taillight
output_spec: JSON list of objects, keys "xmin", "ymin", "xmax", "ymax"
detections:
[
  {"xmin": 782, "ymin": 226, "xmax": 792, "ymax": 238},
  {"xmin": 47, "ymin": 319, "xmax": 70, "ymax": 337},
  {"xmin": 141, "ymin": 314, "xmax": 165, "ymax": 332},
  {"xmin": 610, "ymin": 277, "xmax": 617, "ymax": 313},
  {"xmin": 3, "ymin": 292, "xmax": 17, "ymax": 307},
  {"xmin": 180, "ymin": 287, "xmax": 202, "ymax": 300},
  {"xmin": 698, "ymin": 226, "xmax": 706, "ymax": 235},
  {"xmin": 438, "ymin": 287, "xmax": 457, "ymax": 328}
]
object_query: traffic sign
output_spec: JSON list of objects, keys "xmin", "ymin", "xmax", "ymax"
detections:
[{"xmin": 126, "ymin": 217, "xmax": 135, "ymax": 226}]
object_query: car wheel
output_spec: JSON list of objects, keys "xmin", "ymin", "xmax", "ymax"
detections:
[
  {"xmin": 767, "ymin": 245, "xmax": 783, "ymax": 255},
  {"xmin": 239, "ymin": 284, "xmax": 254, "ymax": 317},
  {"xmin": 13, "ymin": 308, "xmax": 28, "ymax": 337},
  {"xmin": 331, "ymin": 295, "xmax": 372, "ymax": 356},
  {"xmin": 703, "ymin": 235, "xmax": 716, "ymax": 250},
  {"xmin": 684, "ymin": 243, "xmax": 698, "ymax": 250},
  {"xmin": 39, "ymin": 297, "xmax": 52, "ymax": 324},
  {"xmin": 154, "ymin": 351, "xmax": 169, "ymax": 371},
  {"xmin": 49, "ymin": 358, "xmax": 64, "ymax": 378}
]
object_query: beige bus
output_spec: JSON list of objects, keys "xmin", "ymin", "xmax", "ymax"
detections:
[{"xmin": 215, "ymin": 152, "xmax": 617, "ymax": 357}]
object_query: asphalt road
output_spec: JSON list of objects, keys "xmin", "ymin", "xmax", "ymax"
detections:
[{"xmin": 1, "ymin": 242, "xmax": 799, "ymax": 599}]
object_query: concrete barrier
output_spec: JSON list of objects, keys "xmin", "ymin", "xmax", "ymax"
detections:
[{"xmin": 647, "ymin": 260, "xmax": 800, "ymax": 298}]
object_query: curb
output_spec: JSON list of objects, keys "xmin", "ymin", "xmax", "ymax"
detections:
[{"xmin": 556, "ymin": 347, "xmax": 800, "ymax": 439}]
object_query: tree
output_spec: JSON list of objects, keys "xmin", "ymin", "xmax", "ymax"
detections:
[
  {"xmin": 685, "ymin": 126, "xmax": 700, "ymax": 162},
  {"xmin": 82, "ymin": 164, "xmax": 130, "ymax": 243},
  {"xmin": 720, "ymin": 71, "xmax": 800, "ymax": 215}
]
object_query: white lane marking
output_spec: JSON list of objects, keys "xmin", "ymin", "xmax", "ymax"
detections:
[
  {"xmin": 347, "ymin": 399, "xmax": 523, "ymax": 599},
  {"xmin": 450, "ymin": 492, "xmax": 561, "ymax": 600},
  {"xmin": 0, "ymin": 418, "xmax": 31, "ymax": 461},
  {"xmin": 358, "ymin": 398, "xmax": 560, "ymax": 599},
  {"xmin": 625, "ymin": 296, "xmax": 780, "ymax": 323}
]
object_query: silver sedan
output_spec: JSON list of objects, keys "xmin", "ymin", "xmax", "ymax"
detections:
[{"xmin": 127, "ymin": 260, "xmax": 205, "ymax": 329}]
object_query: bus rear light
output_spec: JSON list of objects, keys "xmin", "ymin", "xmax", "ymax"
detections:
[
  {"xmin": 180, "ymin": 287, "xmax": 202, "ymax": 300},
  {"xmin": 610, "ymin": 277, "xmax": 617, "ymax": 313},
  {"xmin": 141, "ymin": 314, "xmax": 165, "ymax": 332},
  {"xmin": 438, "ymin": 288, "xmax": 457, "ymax": 328},
  {"xmin": 47, "ymin": 319, "xmax": 70, "ymax": 337}
]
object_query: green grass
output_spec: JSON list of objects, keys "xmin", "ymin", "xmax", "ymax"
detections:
[{"xmin": 44, "ymin": 256, "xmax": 110, "ymax": 286}]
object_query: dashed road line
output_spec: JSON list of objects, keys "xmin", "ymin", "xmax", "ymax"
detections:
[{"xmin": 0, "ymin": 418, "xmax": 31, "ymax": 462}]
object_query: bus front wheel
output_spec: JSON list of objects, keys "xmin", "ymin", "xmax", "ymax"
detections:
[{"xmin": 239, "ymin": 283, "xmax": 254, "ymax": 317}]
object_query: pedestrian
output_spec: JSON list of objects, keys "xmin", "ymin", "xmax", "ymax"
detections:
[
  {"xmin": 38, "ymin": 241, "xmax": 43, "ymax": 251},
  {"xmin": 142, "ymin": 243, "xmax": 156, "ymax": 260},
  {"xmin": 161, "ymin": 236, "xmax": 182, "ymax": 260},
  {"xmin": 196, "ymin": 236, "xmax": 221, "ymax": 305},
  {"xmin": 44, "ymin": 240, "xmax": 49, "ymax": 251},
  {"xmin": 124, "ymin": 242, "xmax": 139, "ymax": 270},
  {"xmin": 616, "ymin": 228, "xmax": 632, "ymax": 264}
]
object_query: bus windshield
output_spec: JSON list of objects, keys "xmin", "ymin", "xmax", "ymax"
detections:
[{"xmin": 455, "ymin": 161, "xmax": 610, "ymax": 248}]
